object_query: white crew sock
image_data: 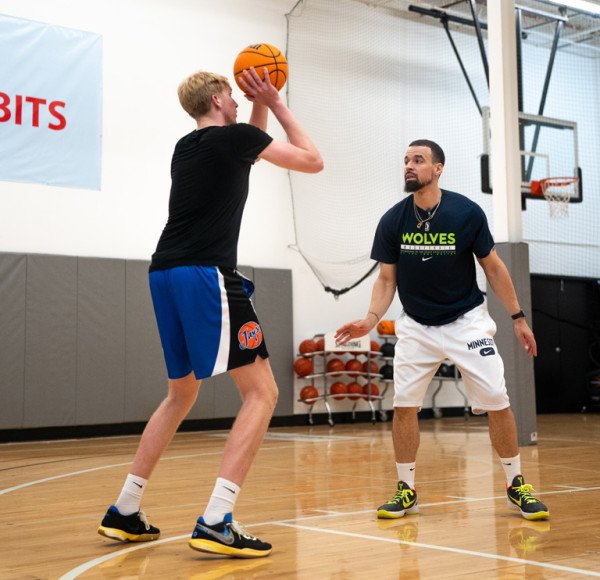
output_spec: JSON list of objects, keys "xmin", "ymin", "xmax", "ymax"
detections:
[
  {"xmin": 115, "ymin": 473, "xmax": 147, "ymax": 515},
  {"xmin": 203, "ymin": 477, "xmax": 241, "ymax": 525},
  {"xmin": 500, "ymin": 454, "xmax": 522, "ymax": 486},
  {"xmin": 396, "ymin": 462, "xmax": 416, "ymax": 489}
]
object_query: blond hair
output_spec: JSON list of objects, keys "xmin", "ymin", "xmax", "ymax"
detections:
[{"xmin": 177, "ymin": 71, "xmax": 230, "ymax": 119}]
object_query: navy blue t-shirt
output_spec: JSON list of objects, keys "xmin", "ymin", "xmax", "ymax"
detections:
[{"xmin": 371, "ymin": 190, "xmax": 495, "ymax": 326}]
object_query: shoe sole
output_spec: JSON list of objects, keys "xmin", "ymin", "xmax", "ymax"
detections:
[
  {"xmin": 98, "ymin": 525, "xmax": 160, "ymax": 542},
  {"xmin": 506, "ymin": 499, "xmax": 550, "ymax": 521},
  {"xmin": 189, "ymin": 538, "xmax": 272, "ymax": 558},
  {"xmin": 376, "ymin": 504, "xmax": 419, "ymax": 519}
]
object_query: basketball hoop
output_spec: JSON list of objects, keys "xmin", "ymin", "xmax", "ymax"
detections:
[{"xmin": 530, "ymin": 176, "xmax": 579, "ymax": 218}]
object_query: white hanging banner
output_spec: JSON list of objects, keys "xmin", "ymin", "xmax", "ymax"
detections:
[{"xmin": 0, "ymin": 14, "xmax": 102, "ymax": 190}]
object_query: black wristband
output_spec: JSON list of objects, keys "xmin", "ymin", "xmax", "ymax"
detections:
[{"xmin": 511, "ymin": 310, "xmax": 525, "ymax": 320}]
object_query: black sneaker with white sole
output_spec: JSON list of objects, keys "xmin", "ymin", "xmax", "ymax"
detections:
[
  {"xmin": 189, "ymin": 513, "xmax": 272, "ymax": 558},
  {"xmin": 97, "ymin": 505, "xmax": 160, "ymax": 542}
]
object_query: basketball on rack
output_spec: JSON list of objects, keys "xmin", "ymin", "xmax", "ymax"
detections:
[
  {"xmin": 330, "ymin": 382, "xmax": 347, "ymax": 400},
  {"xmin": 377, "ymin": 319, "xmax": 395, "ymax": 335},
  {"xmin": 233, "ymin": 43, "xmax": 288, "ymax": 93},
  {"xmin": 299, "ymin": 339, "xmax": 317, "ymax": 354},
  {"xmin": 294, "ymin": 357, "xmax": 313, "ymax": 377},
  {"xmin": 380, "ymin": 363, "xmax": 394, "ymax": 380},
  {"xmin": 381, "ymin": 342, "xmax": 395, "ymax": 358},
  {"xmin": 362, "ymin": 383, "xmax": 380, "ymax": 397},
  {"xmin": 345, "ymin": 359, "xmax": 363, "ymax": 372},
  {"xmin": 370, "ymin": 340, "xmax": 381, "ymax": 352},
  {"xmin": 300, "ymin": 385, "xmax": 318, "ymax": 404},
  {"xmin": 315, "ymin": 337, "xmax": 325, "ymax": 352},
  {"xmin": 363, "ymin": 361, "xmax": 379, "ymax": 375},
  {"xmin": 326, "ymin": 358, "xmax": 345, "ymax": 376},
  {"xmin": 347, "ymin": 382, "xmax": 363, "ymax": 400}
]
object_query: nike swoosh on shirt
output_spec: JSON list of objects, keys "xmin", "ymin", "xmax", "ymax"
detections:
[
  {"xmin": 196, "ymin": 524, "xmax": 235, "ymax": 545},
  {"xmin": 422, "ymin": 257, "xmax": 433, "ymax": 262}
]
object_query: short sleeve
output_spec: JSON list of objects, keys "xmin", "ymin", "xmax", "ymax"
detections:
[
  {"xmin": 227, "ymin": 123, "xmax": 273, "ymax": 164},
  {"xmin": 472, "ymin": 205, "xmax": 495, "ymax": 258},
  {"xmin": 371, "ymin": 210, "xmax": 399, "ymax": 264}
]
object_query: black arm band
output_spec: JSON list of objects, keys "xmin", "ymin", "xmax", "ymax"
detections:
[{"xmin": 511, "ymin": 310, "xmax": 525, "ymax": 320}]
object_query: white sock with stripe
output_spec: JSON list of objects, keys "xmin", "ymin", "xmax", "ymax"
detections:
[
  {"xmin": 115, "ymin": 474, "xmax": 147, "ymax": 516},
  {"xmin": 203, "ymin": 477, "xmax": 240, "ymax": 525}
]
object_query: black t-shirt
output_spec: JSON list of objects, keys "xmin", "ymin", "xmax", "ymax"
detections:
[
  {"xmin": 371, "ymin": 190, "xmax": 495, "ymax": 326},
  {"xmin": 150, "ymin": 123, "xmax": 273, "ymax": 271}
]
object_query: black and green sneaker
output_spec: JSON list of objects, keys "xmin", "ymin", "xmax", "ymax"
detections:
[
  {"xmin": 189, "ymin": 513, "xmax": 272, "ymax": 558},
  {"xmin": 376, "ymin": 481, "xmax": 419, "ymax": 519},
  {"xmin": 507, "ymin": 475, "xmax": 550, "ymax": 521},
  {"xmin": 98, "ymin": 505, "xmax": 160, "ymax": 542}
]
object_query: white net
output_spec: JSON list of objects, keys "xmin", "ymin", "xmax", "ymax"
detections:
[{"xmin": 540, "ymin": 177, "xmax": 579, "ymax": 218}]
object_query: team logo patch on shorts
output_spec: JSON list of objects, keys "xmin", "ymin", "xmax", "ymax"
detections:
[
  {"xmin": 480, "ymin": 347, "xmax": 496, "ymax": 356},
  {"xmin": 238, "ymin": 321, "xmax": 263, "ymax": 350}
]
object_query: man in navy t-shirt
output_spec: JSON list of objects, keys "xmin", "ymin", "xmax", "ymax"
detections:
[
  {"xmin": 336, "ymin": 140, "xmax": 549, "ymax": 522},
  {"xmin": 98, "ymin": 68, "xmax": 323, "ymax": 557}
]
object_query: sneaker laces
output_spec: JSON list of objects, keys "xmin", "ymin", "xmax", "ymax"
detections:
[
  {"xmin": 230, "ymin": 520, "xmax": 259, "ymax": 541},
  {"xmin": 138, "ymin": 510, "xmax": 151, "ymax": 531},
  {"xmin": 389, "ymin": 487, "xmax": 413, "ymax": 505},
  {"xmin": 513, "ymin": 483, "xmax": 540, "ymax": 505}
]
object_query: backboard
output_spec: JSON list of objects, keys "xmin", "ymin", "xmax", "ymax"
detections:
[{"xmin": 480, "ymin": 106, "xmax": 582, "ymax": 203}]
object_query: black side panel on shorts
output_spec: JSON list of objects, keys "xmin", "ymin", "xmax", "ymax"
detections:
[{"xmin": 222, "ymin": 269, "xmax": 269, "ymax": 371}]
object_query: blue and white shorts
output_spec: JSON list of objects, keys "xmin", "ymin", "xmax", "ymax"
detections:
[
  {"xmin": 149, "ymin": 265, "xmax": 269, "ymax": 380},
  {"xmin": 393, "ymin": 303, "xmax": 509, "ymax": 414}
]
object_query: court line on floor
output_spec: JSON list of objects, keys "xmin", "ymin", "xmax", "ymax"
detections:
[
  {"xmin": 58, "ymin": 486, "xmax": 600, "ymax": 579},
  {"xmin": 0, "ymin": 445, "xmax": 298, "ymax": 496},
  {"xmin": 275, "ymin": 522, "xmax": 600, "ymax": 577}
]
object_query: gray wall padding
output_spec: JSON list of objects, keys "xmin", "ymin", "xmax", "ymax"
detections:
[
  {"xmin": 0, "ymin": 254, "xmax": 26, "ymax": 429},
  {"xmin": 485, "ymin": 242, "xmax": 537, "ymax": 446},
  {"xmin": 0, "ymin": 253, "xmax": 293, "ymax": 430},
  {"xmin": 77, "ymin": 258, "xmax": 126, "ymax": 425},
  {"xmin": 24, "ymin": 254, "xmax": 78, "ymax": 427}
]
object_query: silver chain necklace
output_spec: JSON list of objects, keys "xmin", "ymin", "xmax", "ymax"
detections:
[{"xmin": 413, "ymin": 195, "xmax": 442, "ymax": 232}]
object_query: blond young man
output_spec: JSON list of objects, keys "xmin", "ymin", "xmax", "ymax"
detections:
[{"xmin": 98, "ymin": 68, "xmax": 322, "ymax": 557}]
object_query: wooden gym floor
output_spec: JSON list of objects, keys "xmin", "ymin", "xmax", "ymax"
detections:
[{"xmin": 1, "ymin": 414, "xmax": 600, "ymax": 579}]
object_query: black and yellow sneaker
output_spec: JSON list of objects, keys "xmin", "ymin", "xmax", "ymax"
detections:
[
  {"xmin": 189, "ymin": 513, "xmax": 272, "ymax": 558},
  {"xmin": 97, "ymin": 505, "xmax": 160, "ymax": 542},
  {"xmin": 376, "ymin": 481, "xmax": 419, "ymax": 519},
  {"xmin": 507, "ymin": 475, "xmax": 550, "ymax": 521}
]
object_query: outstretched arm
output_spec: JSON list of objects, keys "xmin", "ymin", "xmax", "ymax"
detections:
[
  {"xmin": 335, "ymin": 263, "xmax": 397, "ymax": 345},
  {"xmin": 238, "ymin": 67, "xmax": 323, "ymax": 173},
  {"xmin": 477, "ymin": 249, "xmax": 537, "ymax": 357}
]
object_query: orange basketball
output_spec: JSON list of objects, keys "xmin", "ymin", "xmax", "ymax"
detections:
[
  {"xmin": 362, "ymin": 383, "xmax": 380, "ymax": 397},
  {"xmin": 345, "ymin": 359, "xmax": 363, "ymax": 373},
  {"xmin": 347, "ymin": 382, "xmax": 363, "ymax": 401},
  {"xmin": 326, "ymin": 358, "xmax": 345, "ymax": 376},
  {"xmin": 370, "ymin": 340, "xmax": 381, "ymax": 352},
  {"xmin": 330, "ymin": 382, "xmax": 347, "ymax": 400},
  {"xmin": 299, "ymin": 339, "xmax": 317, "ymax": 354},
  {"xmin": 294, "ymin": 357, "xmax": 313, "ymax": 377},
  {"xmin": 377, "ymin": 319, "xmax": 395, "ymax": 335},
  {"xmin": 363, "ymin": 361, "xmax": 379, "ymax": 375},
  {"xmin": 233, "ymin": 43, "xmax": 288, "ymax": 93},
  {"xmin": 300, "ymin": 385, "xmax": 318, "ymax": 404},
  {"xmin": 315, "ymin": 337, "xmax": 325, "ymax": 352}
]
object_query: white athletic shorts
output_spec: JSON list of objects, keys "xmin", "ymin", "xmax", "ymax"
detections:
[{"xmin": 393, "ymin": 303, "xmax": 510, "ymax": 414}]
